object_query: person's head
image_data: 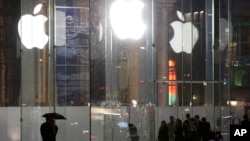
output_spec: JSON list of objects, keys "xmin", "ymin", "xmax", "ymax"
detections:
[
  {"xmin": 194, "ymin": 115, "xmax": 199, "ymax": 119},
  {"xmin": 46, "ymin": 117, "xmax": 52, "ymax": 121},
  {"xmin": 128, "ymin": 123, "xmax": 134, "ymax": 128},
  {"xmin": 194, "ymin": 115, "xmax": 200, "ymax": 122},
  {"xmin": 215, "ymin": 131, "xmax": 222, "ymax": 139},
  {"xmin": 186, "ymin": 113, "xmax": 190, "ymax": 119},
  {"xmin": 170, "ymin": 116, "xmax": 174, "ymax": 122},
  {"xmin": 176, "ymin": 118, "xmax": 182, "ymax": 125},
  {"xmin": 46, "ymin": 117, "xmax": 55, "ymax": 124},
  {"xmin": 161, "ymin": 120, "xmax": 167, "ymax": 126},
  {"xmin": 190, "ymin": 118, "xmax": 195, "ymax": 123},
  {"xmin": 243, "ymin": 114, "xmax": 248, "ymax": 120},
  {"xmin": 201, "ymin": 117, "xmax": 206, "ymax": 122}
]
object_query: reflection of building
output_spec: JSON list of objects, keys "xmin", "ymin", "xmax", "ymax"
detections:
[
  {"xmin": 55, "ymin": 2, "xmax": 90, "ymax": 106},
  {"xmin": 0, "ymin": 1, "xmax": 21, "ymax": 106}
]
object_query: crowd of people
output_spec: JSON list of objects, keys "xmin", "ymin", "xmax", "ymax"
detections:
[
  {"xmin": 40, "ymin": 113, "xmax": 250, "ymax": 141},
  {"xmin": 157, "ymin": 113, "xmax": 226, "ymax": 141}
]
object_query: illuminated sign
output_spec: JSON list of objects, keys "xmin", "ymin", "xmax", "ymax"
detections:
[{"xmin": 168, "ymin": 60, "xmax": 176, "ymax": 105}]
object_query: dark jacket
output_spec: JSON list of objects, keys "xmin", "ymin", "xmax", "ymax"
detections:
[
  {"xmin": 158, "ymin": 125, "xmax": 169, "ymax": 141},
  {"xmin": 40, "ymin": 121, "xmax": 58, "ymax": 141},
  {"xmin": 128, "ymin": 124, "xmax": 139, "ymax": 141}
]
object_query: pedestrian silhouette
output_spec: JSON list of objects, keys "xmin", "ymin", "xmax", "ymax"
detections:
[
  {"xmin": 128, "ymin": 123, "xmax": 139, "ymax": 141},
  {"xmin": 168, "ymin": 116, "xmax": 175, "ymax": 141},
  {"xmin": 40, "ymin": 117, "xmax": 58, "ymax": 141},
  {"xmin": 158, "ymin": 120, "xmax": 169, "ymax": 141},
  {"xmin": 214, "ymin": 131, "xmax": 223, "ymax": 141},
  {"xmin": 241, "ymin": 114, "xmax": 250, "ymax": 126},
  {"xmin": 174, "ymin": 118, "xmax": 184, "ymax": 141},
  {"xmin": 200, "ymin": 117, "xmax": 212, "ymax": 141},
  {"xmin": 194, "ymin": 115, "xmax": 202, "ymax": 141}
]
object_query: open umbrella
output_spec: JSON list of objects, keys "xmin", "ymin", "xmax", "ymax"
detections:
[{"xmin": 42, "ymin": 112, "xmax": 67, "ymax": 120}]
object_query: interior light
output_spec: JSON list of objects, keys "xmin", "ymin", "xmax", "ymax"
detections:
[
  {"xmin": 227, "ymin": 100, "xmax": 238, "ymax": 106},
  {"xmin": 140, "ymin": 46, "xmax": 145, "ymax": 49},
  {"xmin": 168, "ymin": 60, "xmax": 176, "ymax": 105},
  {"xmin": 110, "ymin": 0, "xmax": 145, "ymax": 40},
  {"xmin": 131, "ymin": 99, "xmax": 137, "ymax": 107}
]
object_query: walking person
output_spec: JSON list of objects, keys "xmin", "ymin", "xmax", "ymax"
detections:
[
  {"xmin": 128, "ymin": 123, "xmax": 139, "ymax": 141},
  {"xmin": 174, "ymin": 118, "xmax": 184, "ymax": 141},
  {"xmin": 214, "ymin": 131, "xmax": 223, "ymax": 141},
  {"xmin": 158, "ymin": 120, "xmax": 169, "ymax": 141},
  {"xmin": 168, "ymin": 116, "xmax": 175, "ymax": 141},
  {"xmin": 241, "ymin": 114, "xmax": 250, "ymax": 126},
  {"xmin": 194, "ymin": 115, "xmax": 202, "ymax": 141},
  {"xmin": 183, "ymin": 114, "xmax": 196, "ymax": 141},
  {"xmin": 40, "ymin": 117, "xmax": 58, "ymax": 141},
  {"xmin": 200, "ymin": 117, "xmax": 211, "ymax": 141}
]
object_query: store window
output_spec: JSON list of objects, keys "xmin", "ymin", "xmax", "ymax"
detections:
[
  {"xmin": 55, "ymin": 0, "xmax": 90, "ymax": 106},
  {"xmin": 1, "ymin": 0, "xmax": 250, "ymax": 141}
]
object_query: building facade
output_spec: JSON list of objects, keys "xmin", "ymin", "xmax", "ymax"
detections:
[{"xmin": 0, "ymin": 0, "xmax": 250, "ymax": 141}]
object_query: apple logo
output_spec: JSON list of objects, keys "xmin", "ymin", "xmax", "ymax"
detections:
[
  {"xmin": 18, "ymin": 3, "xmax": 48, "ymax": 49},
  {"xmin": 169, "ymin": 11, "xmax": 199, "ymax": 54},
  {"xmin": 110, "ymin": 0, "xmax": 146, "ymax": 40}
]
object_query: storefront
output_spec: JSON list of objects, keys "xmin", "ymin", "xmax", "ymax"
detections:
[{"xmin": 0, "ymin": 0, "xmax": 250, "ymax": 141}]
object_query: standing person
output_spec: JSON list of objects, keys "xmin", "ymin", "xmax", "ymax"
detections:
[
  {"xmin": 200, "ymin": 117, "xmax": 211, "ymax": 141},
  {"xmin": 128, "ymin": 123, "xmax": 139, "ymax": 141},
  {"xmin": 168, "ymin": 116, "xmax": 175, "ymax": 141},
  {"xmin": 182, "ymin": 113, "xmax": 191, "ymax": 141},
  {"xmin": 189, "ymin": 118, "xmax": 197, "ymax": 141},
  {"xmin": 194, "ymin": 115, "xmax": 202, "ymax": 141},
  {"xmin": 174, "ymin": 118, "xmax": 184, "ymax": 141},
  {"xmin": 40, "ymin": 117, "xmax": 58, "ymax": 141},
  {"xmin": 241, "ymin": 114, "xmax": 250, "ymax": 126},
  {"xmin": 214, "ymin": 131, "xmax": 223, "ymax": 141},
  {"xmin": 158, "ymin": 120, "xmax": 169, "ymax": 141},
  {"xmin": 183, "ymin": 114, "xmax": 196, "ymax": 141}
]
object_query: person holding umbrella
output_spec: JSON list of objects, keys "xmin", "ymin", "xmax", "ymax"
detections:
[
  {"xmin": 40, "ymin": 112, "xmax": 66, "ymax": 141},
  {"xmin": 40, "ymin": 117, "xmax": 58, "ymax": 141},
  {"xmin": 128, "ymin": 123, "xmax": 139, "ymax": 141}
]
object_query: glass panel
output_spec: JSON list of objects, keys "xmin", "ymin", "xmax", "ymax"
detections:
[
  {"xmin": 155, "ymin": 0, "xmax": 210, "ymax": 107},
  {"xmin": 54, "ymin": 0, "xmax": 90, "ymax": 141},
  {"xmin": 55, "ymin": 1, "xmax": 90, "ymax": 106},
  {"xmin": 90, "ymin": 0, "xmax": 155, "ymax": 141},
  {"xmin": 12, "ymin": 0, "xmax": 250, "ymax": 141},
  {"xmin": 216, "ymin": 0, "xmax": 250, "ymax": 140},
  {"xmin": 0, "ymin": 0, "xmax": 21, "ymax": 106},
  {"xmin": 20, "ymin": 0, "xmax": 90, "ymax": 141},
  {"xmin": 19, "ymin": 0, "xmax": 54, "ymax": 141},
  {"xmin": 0, "ymin": 1, "xmax": 21, "ymax": 141}
]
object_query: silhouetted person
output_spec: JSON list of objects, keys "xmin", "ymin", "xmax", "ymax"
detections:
[
  {"xmin": 168, "ymin": 116, "xmax": 175, "ymax": 141},
  {"xmin": 174, "ymin": 118, "xmax": 184, "ymax": 141},
  {"xmin": 183, "ymin": 113, "xmax": 190, "ymax": 141},
  {"xmin": 40, "ymin": 117, "xmax": 58, "ymax": 141},
  {"xmin": 128, "ymin": 123, "xmax": 139, "ymax": 141},
  {"xmin": 194, "ymin": 115, "xmax": 202, "ymax": 141},
  {"xmin": 200, "ymin": 117, "xmax": 211, "ymax": 141},
  {"xmin": 189, "ymin": 118, "xmax": 197, "ymax": 141},
  {"xmin": 241, "ymin": 114, "xmax": 250, "ymax": 126},
  {"xmin": 183, "ymin": 114, "xmax": 196, "ymax": 141},
  {"xmin": 158, "ymin": 120, "xmax": 169, "ymax": 141},
  {"xmin": 183, "ymin": 114, "xmax": 192, "ymax": 141},
  {"xmin": 214, "ymin": 131, "xmax": 223, "ymax": 141}
]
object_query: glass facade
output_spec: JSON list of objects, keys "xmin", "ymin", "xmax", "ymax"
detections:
[{"xmin": 0, "ymin": 0, "xmax": 250, "ymax": 141}]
